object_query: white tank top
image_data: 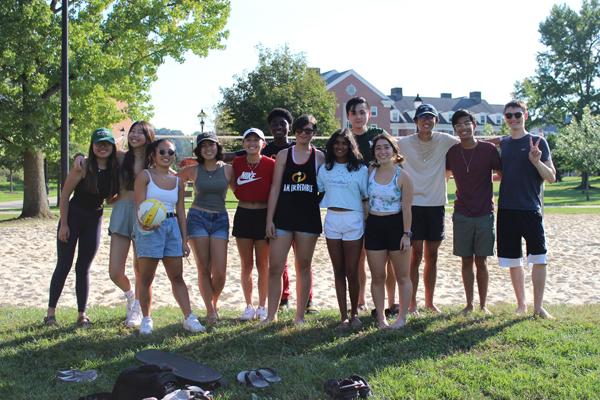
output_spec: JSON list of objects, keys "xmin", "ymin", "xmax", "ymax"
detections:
[{"xmin": 145, "ymin": 170, "xmax": 178, "ymax": 213}]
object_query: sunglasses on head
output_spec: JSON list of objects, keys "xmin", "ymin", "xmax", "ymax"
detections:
[
  {"xmin": 159, "ymin": 149, "xmax": 176, "ymax": 156},
  {"xmin": 504, "ymin": 112, "xmax": 523, "ymax": 119}
]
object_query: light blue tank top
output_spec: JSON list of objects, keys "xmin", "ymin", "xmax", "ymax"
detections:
[{"xmin": 368, "ymin": 166, "xmax": 402, "ymax": 213}]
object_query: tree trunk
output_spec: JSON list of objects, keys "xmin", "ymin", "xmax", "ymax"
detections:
[
  {"xmin": 20, "ymin": 149, "xmax": 53, "ymax": 218},
  {"xmin": 575, "ymin": 172, "xmax": 590, "ymax": 191}
]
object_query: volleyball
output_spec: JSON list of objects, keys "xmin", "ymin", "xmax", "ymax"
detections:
[{"xmin": 137, "ymin": 199, "xmax": 167, "ymax": 227}]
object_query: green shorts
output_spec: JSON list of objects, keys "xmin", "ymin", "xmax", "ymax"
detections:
[{"xmin": 452, "ymin": 212, "xmax": 495, "ymax": 257}]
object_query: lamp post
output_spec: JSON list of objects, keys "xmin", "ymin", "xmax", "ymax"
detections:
[
  {"xmin": 60, "ymin": 0, "xmax": 69, "ymax": 195},
  {"xmin": 413, "ymin": 94, "xmax": 422, "ymax": 109},
  {"xmin": 120, "ymin": 127, "xmax": 126, "ymax": 151},
  {"xmin": 197, "ymin": 109, "xmax": 207, "ymax": 133}
]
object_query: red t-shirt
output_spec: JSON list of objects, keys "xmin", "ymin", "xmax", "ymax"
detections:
[
  {"xmin": 446, "ymin": 141, "xmax": 501, "ymax": 217},
  {"xmin": 232, "ymin": 155, "xmax": 275, "ymax": 202}
]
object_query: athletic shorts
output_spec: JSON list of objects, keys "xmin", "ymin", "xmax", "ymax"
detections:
[
  {"xmin": 108, "ymin": 199, "xmax": 137, "ymax": 238},
  {"xmin": 232, "ymin": 207, "xmax": 267, "ymax": 240},
  {"xmin": 323, "ymin": 210, "xmax": 364, "ymax": 241},
  {"xmin": 135, "ymin": 217, "xmax": 182, "ymax": 258},
  {"xmin": 364, "ymin": 212, "xmax": 403, "ymax": 251},
  {"xmin": 452, "ymin": 212, "xmax": 495, "ymax": 257},
  {"xmin": 411, "ymin": 206, "xmax": 445, "ymax": 241},
  {"xmin": 187, "ymin": 208, "xmax": 229, "ymax": 240},
  {"xmin": 497, "ymin": 208, "xmax": 547, "ymax": 268}
]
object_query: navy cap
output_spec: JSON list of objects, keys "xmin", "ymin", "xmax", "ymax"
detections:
[
  {"xmin": 91, "ymin": 128, "xmax": 115, "ymax": 144},
  {"xmin": 414, "ymin": 104, "xmax": 438, "ymax": 119}
]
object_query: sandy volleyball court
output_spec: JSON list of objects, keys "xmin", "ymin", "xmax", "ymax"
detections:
[{"xmin": 1, "ymin": 211, "xmax": 599, "ymax": 314}]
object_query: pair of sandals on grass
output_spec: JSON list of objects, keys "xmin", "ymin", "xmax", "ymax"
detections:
[{"xmin": 236, "ymin": 367, "xmax": 282, "ymax": 388}]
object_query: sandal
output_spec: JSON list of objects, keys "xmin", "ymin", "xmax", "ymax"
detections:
[
  {"xmin": 324, "ymin": 375, "xmax": 372, "ymax": 399},
  {"xmin": 43, "ymin": 315, "xmax": 57, "ymax": 326},
  {"xmin": 237, "ymin": 370, "xmax": 269, "ymax": 388},
  {"xmin": 76, "ymin": 316, "xmax": 92, "ymax": 328},
  {"xmin": 255, "ymin": 367, "xmax": 281, "ymax": 383}
]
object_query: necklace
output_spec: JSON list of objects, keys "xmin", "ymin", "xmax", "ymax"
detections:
[
  {"xmin": 459, "ymin": 145, "xmax": 477, "ymax": 173},
  {"xmin": 416, "ymin": 134, "xmax": 431, "ymax": 162},
  {"xmin": 204, "ymin": 166, "xmax": 218, "ymax": 178},
  {"xmin": 247, "ymin": 156, "xmax": 261, "ymax": 172}
]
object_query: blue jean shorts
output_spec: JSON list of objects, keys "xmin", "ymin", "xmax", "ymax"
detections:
[
  {"xmin": 135, "ymin": 217, "xmax": 183, "ymax": 258},
  {"xmin": 187, "ymin": 208, "xmax": 229, "ymax": 240}
]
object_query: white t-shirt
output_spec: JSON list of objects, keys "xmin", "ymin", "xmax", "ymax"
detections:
[
  {"xmin": 317, "ymin": 162, "xmax": 368, "ymax": 212},
  {"xmin": 397, "ymin": 132, "xmax": 458, "ymax": 206}
]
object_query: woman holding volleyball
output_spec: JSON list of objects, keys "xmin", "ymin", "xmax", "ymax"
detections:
[{"xmin": 134, "ymin": 138, "xmax": 204, "ymax": 335}]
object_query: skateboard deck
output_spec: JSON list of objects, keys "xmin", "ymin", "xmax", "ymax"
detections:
[{"xmin": 135, "ymin": 349, "xmax": 222, "ymax": 385}]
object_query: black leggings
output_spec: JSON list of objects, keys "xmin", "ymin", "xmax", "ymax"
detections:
[{"xmin": 48, "ymin": 204, "xmax": 103, "ymax": 312}]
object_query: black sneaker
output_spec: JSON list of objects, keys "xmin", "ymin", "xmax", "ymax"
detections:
[
  {"xmin": 305, "ymin": 300, "xmax": 319, "ymax": 314},
  {"xmin": 278, "ymin": 298, "xmax": 289, "ymax": 312}
]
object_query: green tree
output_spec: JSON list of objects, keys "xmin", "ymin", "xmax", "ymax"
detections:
[
  {"xmin": 514, "ymin": 0, "xmax": 599, "ymax": 126},
  {"xmin": 216, "ymin": 45, "xmax": 338, "ymax": 136},
  {"xmin": 554, "ymin": 108, "xmax": 600, "ymax": 200},
  {"xmin": 0, "ymin": 0, "xmax": 230, "ymax": 217}
]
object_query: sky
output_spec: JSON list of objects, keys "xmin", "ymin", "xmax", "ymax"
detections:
[{"xmin": 149, "ymin": 0, "xmax": 584, "ymax": 134}]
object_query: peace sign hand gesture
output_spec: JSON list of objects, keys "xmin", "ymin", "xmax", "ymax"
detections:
[{"xmin": 528, "ymin": 136, "xmax": 542, "ymax": 165}]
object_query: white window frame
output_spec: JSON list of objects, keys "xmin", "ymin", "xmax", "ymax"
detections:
[
  {"xmin": 370, "ymin": 106, "xmax": 378, "ymax": 117},
  {"xmin": 390, "ymin": 110, "xmax": 400, "ymax": 122}
]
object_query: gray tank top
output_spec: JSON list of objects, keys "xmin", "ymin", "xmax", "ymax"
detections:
[{"xmin": 192, "ymin": 164, "xmax": 228, "ymax": 212}]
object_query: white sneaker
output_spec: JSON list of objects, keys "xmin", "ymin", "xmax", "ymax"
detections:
[
  {"xmin": 240, "ymin": 304, "xmax": 256, "ymax": 321},
  {"xmin": 126, "ymin": 302, "xmax": 142, "ymax": 328},
  {"xmin": 183, "ymin": 313, "xmax": 206, "ymax": 333},
  {"xmin": 256, "ymin": 306, "xmax": 268, "ymax": 321},
  {"xmin": 124, "ymin": 290, "xmax": 135, "ymax": 312},
  {"xmin": 139, "ymin": 316, "xmax": 153, "ymax": 335}
]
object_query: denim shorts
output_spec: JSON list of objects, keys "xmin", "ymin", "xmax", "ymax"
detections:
[
  {"xmin": 135, "ymin": 217, "xmax": 183, "ymax": 258},
  {"xmin": 187, "ymin": 208, "xmax": 229, "ymax": 240}
]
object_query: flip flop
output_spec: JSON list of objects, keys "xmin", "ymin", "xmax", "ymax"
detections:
[
  {"xmin": 237, "ymin": 370, "xmax": 270, "ymax": 388},
  {"xmin": 256, "ymin": 367, "xmax": 281, "ymax": 383},
  {"xmin": 347, "ymin": 375, "xmax": 372, "ymax": 398},
  {"xmin": 324, "ymin": 378, "xmax": 360, "ymax": 399}
]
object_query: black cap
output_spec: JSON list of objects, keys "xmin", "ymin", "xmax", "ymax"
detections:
[{"xmin": 414, "ymin": 104, "xmax": 438, "ymax": 119}]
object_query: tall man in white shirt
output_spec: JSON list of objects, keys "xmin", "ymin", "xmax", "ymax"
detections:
[{"xmin": 398, "ymin": 104, "xmax": 458, "ymax": 313}]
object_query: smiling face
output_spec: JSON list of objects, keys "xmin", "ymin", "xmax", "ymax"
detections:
[
  {"xmin": 453, "ymin": 115, "xmax": 476, "ymax": 141},
  {"xmin": 269, "ymin": 116, "xmax": 290, "ymax": 141},
  {"xmin": 373, "ymin": 137, "xmax": 395, "ymax": 164},
  {"xmin": 294, "ymin": 123, "xmax": 315, "ymax": 145},
  {"xmin": 92, "ymin": 141, "xmax": 114, "ymax": 159},
  {"xmin": 504, "ymin": 106, "xmax": 527, "ymax": 132},
  {"xmin": 199, "ymin": 140, "xmax": 218, "ymax": 160},
  {"xmin": 128, "ymin": 123, "xmax": 148, "ymax": 149},
  {"xmin": 332, "ymin": 135, "xmax": 349, "ymax": 163},
  {"xmin": 154, "ymin": 141, "xmax": 176, "ymax": 168},
  {"xmin": 242, "ymin": 134, "xmax": 264, "ymax": 155},
  {"xmin": 415, "ymin": 114, "xmax": 437, "ymax": 134}
]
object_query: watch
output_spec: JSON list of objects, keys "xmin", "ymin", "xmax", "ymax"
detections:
[{"xmin": 403, "ymin": 231, "xmax": 413, "ymax": 238}]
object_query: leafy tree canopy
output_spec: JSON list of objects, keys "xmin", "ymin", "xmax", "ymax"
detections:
[
  {"xmin": 555, "ymin": 108, "xmax": 600, "ymax": 176},
  {"xmin": 216, "ymin": 45, "xmax": 338, "ymax": 136},
  {"xmin": 514, "ymin": 0, "xmax": 599, "ymax": 126}
]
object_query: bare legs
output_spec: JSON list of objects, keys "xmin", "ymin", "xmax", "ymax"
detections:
[
  {"xmin": 236, "ymin": 238, "xmax": 269, "ymax": 308},
  {"xmin": 266, "ymin": 233, "xmax": 318, "ymax": 324},
  {"xmin": 409, "ymin": 240, "xmax": 442, "ymax": 313},
  {"xmin": 461, "ymin": 256, "xmax": 490, "ymax": 314},
  {"xmin": 326, "ymin": 238, "xmax": 362, "ymax": 323},
  {"xmin": 189, "ymin": 237, "xmax": 228, "ymax": 323},
  {"xmin": 358, "ymin": 249, "xmax": 397, "ymax": 311},
  {"xmin": 509, "ymin": 264, "xmax": 553, "ymax": 318}
]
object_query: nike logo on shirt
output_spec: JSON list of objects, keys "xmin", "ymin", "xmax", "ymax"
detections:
[{"xmin": 237, "ymin": 171, "xmax": 262, "ymax": 185}]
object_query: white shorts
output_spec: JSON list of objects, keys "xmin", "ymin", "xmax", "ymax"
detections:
[{"xmin": 323, "ymin": 210, "xmax": 364, "ymax": 241}]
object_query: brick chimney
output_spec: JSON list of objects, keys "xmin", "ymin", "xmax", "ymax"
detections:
[{"xmin": 390, "ymin": 87, "xmax": 403, "ymax": 101}]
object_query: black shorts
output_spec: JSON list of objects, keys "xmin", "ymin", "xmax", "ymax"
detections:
[
  {"xmin": 232, "ymin": 207, "xmax": 267, "ymax": 240},
  {"xmin": 411, "ymin": 206, "xmax": 445, "ymax": 241},
  {"xmin": 365, "ymin": 212, "xmax": 403, "ymax": 251},
  {"xmin": 497, "ymin": 209, "xmax": 546, "ymax": 265}
]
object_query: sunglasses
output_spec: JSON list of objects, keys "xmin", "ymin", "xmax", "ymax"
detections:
[
  {"xmin": 504, "ymin": 112, "xmax": 523, "ymax": 120},
  {"xmin": 158, "ymin": 149, "xmax": 176, "ymax": 156},
  {"xmin": 296, "ymin": 128, "xmax": 316, "ymax": 135}
]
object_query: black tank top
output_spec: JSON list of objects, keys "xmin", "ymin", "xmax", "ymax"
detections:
[
  {"xmin": 70, "ymin": 168, "xmax": 111, "ymax": 210},
  {"xmin": 273, "ymin": 146, "xmax": 322, "ymax": 234}
]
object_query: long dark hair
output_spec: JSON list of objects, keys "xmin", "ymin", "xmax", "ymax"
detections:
[
  {"xmin": 370, "ymin": 133, "xmax": 404, "ymax": 167},
  {"xmin": 324, "ymin": 129, "xmax": 362, "ymax": 172},
  {"xmin": 145, "ymin": 139, "xmax": 175, "ymax": 168},
  {"xmin": 83, "ymin": 141, "xmax": 119, "ymax": 197},
  {"xmin": 121, "ymin": 121, "xmax": 156, "ymax": 190}
]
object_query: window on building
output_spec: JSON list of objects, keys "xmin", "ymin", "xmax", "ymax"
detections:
[
  {"xmin": 495, "ymin": 115, "xmax": 502, "ymax": 124},
  {"xmin": 371, "ymin": 106, "xmax": 378, "ymax": 117},
  {"xmin": 390, "ymin": 110, "xmax": 400, "ymax": 122},
  {"xmin": 479, "ymin": 114, "xmax": 486, "ymax": 124}
]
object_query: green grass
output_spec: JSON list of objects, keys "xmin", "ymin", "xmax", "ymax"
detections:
[{"xmin": 1, "ymin": 305, "xmax": 599, "ymax": 399}]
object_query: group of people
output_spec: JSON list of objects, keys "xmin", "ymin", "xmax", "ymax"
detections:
[{"xmin": 44, "ymin": 96, "xmax": 556, "ymax": 335}]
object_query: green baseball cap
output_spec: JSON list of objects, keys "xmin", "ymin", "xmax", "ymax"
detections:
[{"xmin": 91, "ymin": 128, "xmax": 115, "ymax": 144}]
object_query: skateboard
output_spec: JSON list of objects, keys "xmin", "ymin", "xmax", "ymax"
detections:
[{"xmin": 135, "ymin": 349, "xmax": 222, "ymax": 386}]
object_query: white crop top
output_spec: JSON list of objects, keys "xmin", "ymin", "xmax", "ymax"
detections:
[
  {"xmin": 145, "ymin": 170, "xmax": 178, "ymax": 213},
  {"xmin": 368, "ymin": 166, "xmax": 402, "ymax": 213}
]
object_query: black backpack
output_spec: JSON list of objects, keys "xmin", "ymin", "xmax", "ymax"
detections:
[{"xmin": 79, "ymin": 364, "xmax": 179, "ymax": 400}]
